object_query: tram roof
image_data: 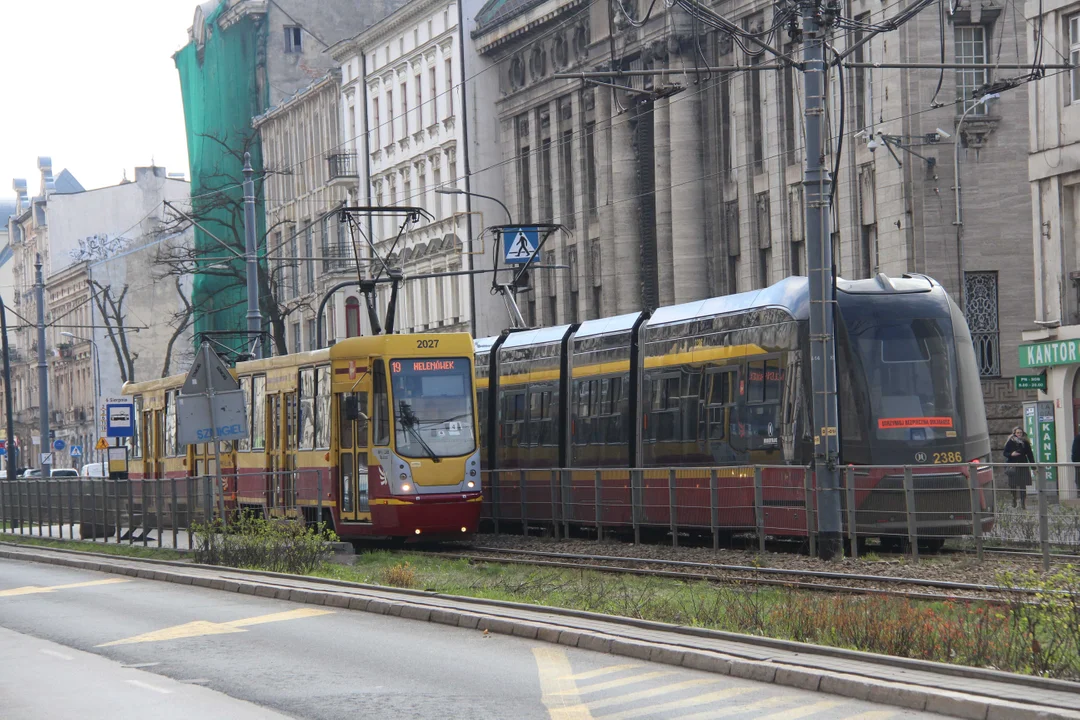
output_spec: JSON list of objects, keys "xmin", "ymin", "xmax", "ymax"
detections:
[
  {"xmin": 501, "ymin": 324, "xmax": 573, "ymax": 350},
  {"xmin": 474, "ymin": 335, "xmax": 499, "ymax": 355},
  {"xmin": 574, "ymin": 311, "xmax": 643, "ymax": 340},
  {"xmin": 646, "ymin": 276, "xmax": 810, "ymax": 328}
]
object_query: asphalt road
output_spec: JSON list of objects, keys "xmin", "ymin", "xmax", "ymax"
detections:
[{"xmin": 0, "ymin": 558, "xmax": 950, "ymax": 720}]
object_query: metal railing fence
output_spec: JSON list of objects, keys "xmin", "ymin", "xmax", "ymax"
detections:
[
  {"xmin": 480, "ymin": 462, "xmax": 1080, "ymax": 569},
  {"xmin": 0, "ymin": 469, "xmax": 328, "ymax": 551}
]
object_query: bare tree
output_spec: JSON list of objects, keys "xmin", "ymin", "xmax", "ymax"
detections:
[
  {"xmin": 154, "ymin": 131, "xmax": 309, "ymax": 357},
  {"xmin": 160, "ymin": 276, "xmax": 194, "ymax": 378},
  {"xmin": 89, "ymin": 280, "xmax": 137, "ymax": 383}
]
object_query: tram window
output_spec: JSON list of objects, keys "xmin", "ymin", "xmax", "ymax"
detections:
[
  {"xmin": 133, "ymin": 395, "xmax": 143, "ymax": 458},
  {"xmin": 252, "ymin": 376, "xmax": 267, "ymax": 450},
  {"xmin": 165, "ymin": 390, "xmax": 177, "ymax": 457},
  {"xmin": 315, "ymin": 366, "xmax": 331, "ymax": 449},
  {"xmin": 237, "ymin": 378, "xmax": 252, "ymax": 452},
  {"xmin": 372, "ymin": 360, "xmax": 390, "ymax": 446},
  {"xmin": 299, "ymin": 368, "xmax": 315, "ymax": 450},
  {"xmin": 356, "ymin": 391, "xmax": 368, "ymax": 448},
  {"xmin": 707, "ymin": 369, "xmax": 737, "ymax": 441},
  {"xmin": 764, "ymin": 360, "xmax": 784, "ymax": 402},
  {"xmin": 748, "ymin": 362, "xmax": 766, "ymax": 404},
  {"xmin": 502, "ymin": 390, "xmax": 525, "ymax": 446},
  {"xmin": 339, "ymin": 394, "xmax": 354, "ymax": 450},
  {"xmin": 286, "ymin": 392, "xmax": 299, "ymax": 450}
]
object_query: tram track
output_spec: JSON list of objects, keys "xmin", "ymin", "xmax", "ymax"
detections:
[{"xmin": 408, "ymin": 545, "xmax": 1058, "ymax": 603}]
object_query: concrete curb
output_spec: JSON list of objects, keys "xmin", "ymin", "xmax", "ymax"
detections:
[{"xmin": 1, "ymin": 544, "xmax": 1078, "ymax": 720}]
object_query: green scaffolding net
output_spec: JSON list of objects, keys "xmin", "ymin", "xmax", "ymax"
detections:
[{"xmin": 174, "ymin": 1, "xmax": 267, "ymax": 354}]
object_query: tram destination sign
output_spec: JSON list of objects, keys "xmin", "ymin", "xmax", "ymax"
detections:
[
  {"xmin": 1019, "ymin": 338, "xmax": 1080, "ymax": 368},
  {"xmin": 1015, "ymin": 373, "xmax": 1047, "ymax": 391}
]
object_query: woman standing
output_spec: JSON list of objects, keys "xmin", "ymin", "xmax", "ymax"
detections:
[{"xmin": 1003, "ymin": 427, "xmax": 1035, "ymax": 509}]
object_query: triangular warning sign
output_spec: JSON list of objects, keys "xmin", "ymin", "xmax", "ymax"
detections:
[
  {"xmin": 181, "ymin": 343, "xmax": 239, "ymax": 396},
  {"xmin": 506, "ymin": 231, "xmax": 536, "ymax": 261}
]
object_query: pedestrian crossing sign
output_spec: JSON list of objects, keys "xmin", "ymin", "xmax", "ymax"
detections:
[{"xmin": 502, "ymin": 227, "xmax": 540, "ymax": 264}]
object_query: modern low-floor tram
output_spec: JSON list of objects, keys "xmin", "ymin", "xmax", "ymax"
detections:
[{"xmin": 475, "ymin": 274, "xmax": 994, "ymax": 544}]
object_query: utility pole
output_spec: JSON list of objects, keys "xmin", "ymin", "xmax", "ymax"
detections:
[
  {"xmin": 800, "ymin": 1, "xmax": 843, "ymax": 560},
  {"xmin": 35, "ymin": 254, "xmax": 50, "ymax": 479},
  {"xmin": 243, "ymin": 152, "xmax": 263, "ymax": 359},
  {"xmin": 1, "ymin": 296, "xmax": 16, "ymax": 484}
]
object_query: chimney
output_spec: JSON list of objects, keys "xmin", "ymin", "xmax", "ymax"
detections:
[{"xmin": 12, "ymin": 179, "xmax": 27, "ymax": 212}]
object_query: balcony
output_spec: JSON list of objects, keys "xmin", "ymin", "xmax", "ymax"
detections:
[
  {"xmin": 327, "ymin": 152, "xmax": 359, "ymax": 185},
  {"xmin": 321, "ymin": 243, "xmax": 355, "ymax": 273}
]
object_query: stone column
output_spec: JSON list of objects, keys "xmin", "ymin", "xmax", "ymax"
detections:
[
  {"xmin": 669, "ymin": 58, "xmax": 708, "ymax": 303},
  {"xmin": 596, "ymin": 88, "xmax": 616, "ymax": 318},
  {"xmin": 653, "ymin": 97, "xmax": 675, "ymax": 307},
  {"xmin": 611, "ymin": 98, "xmax": 641, "ymax": 313}
]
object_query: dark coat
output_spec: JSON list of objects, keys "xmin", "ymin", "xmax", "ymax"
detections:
[
  {"xmin": 1004, "ymin": 436, "xmax": 1035, "ymax": 488},
  {"xmin": 1072, "ymin": 433, "xmax": 1080, "ymax": 464}
]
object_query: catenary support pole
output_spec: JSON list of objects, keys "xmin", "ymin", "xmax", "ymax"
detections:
[
  {"xmin": 801, "ymin": 6, "xmax": 843, "ymax": 559},
  {"xmin": 35, "ymin": 254, "xmax": 50, "ymax": 480},
  {"xmin": 1, "ymin": 297, "xmax": 16, "ymax": 493},
  {"xmin": 243, "ymin": 153, "xmax": 263, "ymax": 359}
]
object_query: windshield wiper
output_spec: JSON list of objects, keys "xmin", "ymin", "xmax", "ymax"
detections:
[{"xmin": 398, "ymin": 401, "xmax": 441, "ymax": 463}]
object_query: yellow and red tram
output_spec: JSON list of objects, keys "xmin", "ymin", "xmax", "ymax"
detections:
[{"xmin": 122, "ymin": 333, "xmax": 482, "ymax": 539}]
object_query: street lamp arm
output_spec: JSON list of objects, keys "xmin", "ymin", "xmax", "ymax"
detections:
[{"xmin": 436, "ymin": 188, "xmax": 513, "ymax": 225}]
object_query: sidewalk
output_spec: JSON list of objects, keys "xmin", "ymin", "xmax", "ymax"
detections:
[{"xmin": 2, "ymin": 541, "xmax": 1078, "ymax": 720}]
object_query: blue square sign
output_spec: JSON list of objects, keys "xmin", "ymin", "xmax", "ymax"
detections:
[
  {"xmin": 502, "ymin": 227, "xmax": 540, "ymax": 264},
  {"xmin": 106, "ymin": 403, "xmax": 135, "ymax": 438}
]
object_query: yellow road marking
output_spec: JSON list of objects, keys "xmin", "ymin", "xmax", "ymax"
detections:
[
  {"xmin": 0, "ymin": 578, "xmax": 130, "ymax": 597},
  {"xmin": 97, "ymin": 608, "xmax": 334, "ymax": 647},
  {"xmin": 596, "ymin": 686, "xmax": 756, "ymax": 720},
  {"xmin": 755, "ymin": 700, "xmax": 843, "ymax": 719},
  {"xmin": 533, "ymin": 646, "xmax": 595, "ymax": 720},
  {"xmin": 585, "ymin": 678, "xmax": 720, "ymax": 711},
  {"xmin": 568, "ymin": 670, "xmax": 678, "ymax": 695},
  {"xmin": 676, "ymin": 695, "xmax": 792, "ymax": 720},
  {"xmin": 562, "ymin": 663, "xmax": 643, "ymax": 682}
]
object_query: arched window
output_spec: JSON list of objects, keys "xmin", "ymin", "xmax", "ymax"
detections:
[{"xmin": 345, "ymin": 296, "xmax": 361, "ymax": 338}]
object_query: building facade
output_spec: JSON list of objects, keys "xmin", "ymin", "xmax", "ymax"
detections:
[
  {"xmin": 175, "ymin": 0, "xmax": 408, "ymax": 343},
  {"xmin": 254, "ymin": 71, "xmax": 355, "ymax": 352},
  {"xmin": 472, "ymin": 0, "xmax": 1036, "ymax": 448},
  {"xmin": 5, "ymin": 162, "xmax": 193, "ymax": 470},
  {"xmin": 331, "ymin": 0, "xmax": 508, "ymax": 338},
  {"xmin": 1021, "ymin": 0, "xmax": 1080, "ymax": 496}
]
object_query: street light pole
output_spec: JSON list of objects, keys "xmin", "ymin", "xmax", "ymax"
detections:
[
  {"xmin": 243, "ymin": 152, "xmax": 263, "ymax": 359},
  {"xmin": 1, "ymin": 297, "xmax": 15, "ymax": 484},
  {"xmin": 953, "ymin": 93, "xmax": 1000, "ymax": 313},
  {"xmin": 35, "ymin": 254, "xmax": 50, "ymax": 478},
  {"xmin": 61, "ymin": 331, "xmax": 100, "ymax": 470}
]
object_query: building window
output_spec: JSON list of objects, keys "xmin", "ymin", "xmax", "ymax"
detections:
[
  {"xmin": 429, "ymin": 67, "xmax": 437, "ymax": 123},
  {"xmin": 1070, "ymin": 15, "xmax": 1080, "ymax": 104},
  {"xmin": 750, "ymin": 55, "xmax": 764, "ymax": 172},
  {"xmin": 285, "ymin": 26, "xmax": 303, "ymax": 53},
  {"xmin": 965, "ymin": 271, "xmax": 1000, "ymax": 376},
  {"xmin": 304, "ymin": 224, "xmax": 315, "ymax": 293},
  {"xmin": 782, "ymin": 48, "xmax": 797, "ymax": 166},
  {"xmin": 401, "ymin": 82, "xmax": 409, "ymax": 135},
  {"xmin": 516, "ymin": 115, "xmax": 532, "ymax": 223},
  {"xmin": 446, "ymin": 59, "xmax": 454, "ymax": 117},
  {"xmin": 345, "ymin": 297, "xmax": 361, "ymax": 337},
  {"xmin": 372, "ymin": 97, "xmax": 380, "ymax": 148},
  {"xmin": 860, "ymin": 224, "xmax": 877, "ymax": 279},
  {"xmin": 539, "ymin": 138, "xmax": 553, "ymax": 223},
  {"xmin": 852, "ymin": 14, "xmax": 871, "ymax": 130},
  {"xmin": 585, "ymin": 120, "xmax": 597, "ymax": 216},
  {"xmin": 560, "ymin": 128, "xmax": 575, "ymax": 228},
  {"xmin": 955, "ymin": 26, "xmax": 989, "ymax": 114},
  {"xmin": 387, "ymin": 90, "xmax": 394, "ymax": 143},
  {"xmin": 292, "ymin": 322, "xmax": 301, "ymax": 355},
  {"xmin": 414, "ymin": 73, "xmax": 422, "ymax": 130}
]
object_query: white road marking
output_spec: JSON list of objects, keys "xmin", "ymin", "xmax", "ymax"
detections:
[
  {"xmin": 125, "ymin": 679, "xmax": 173, "ymax": 695},
  {"xmin": 39, "ymin": 648, "xmax": 72, "ymax": 661}
]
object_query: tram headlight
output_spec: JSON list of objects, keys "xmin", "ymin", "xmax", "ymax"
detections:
[
  {"xmin": 400, "ymin": 483, "xmax": 412, "ymax": 493},
  {"xmin": 466, "ymin": 480, "xmax": 476, "ymax": 489}
]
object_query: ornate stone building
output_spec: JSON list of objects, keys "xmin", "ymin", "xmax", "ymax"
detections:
[{"xmin": 472, "ymin": 0, "xmax": 1036, "ymax": 445}]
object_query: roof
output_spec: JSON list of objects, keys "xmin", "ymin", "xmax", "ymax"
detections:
[
  {"xmin": 646, "ymin": 276, "xmax": 811, "ymax": 328},
  {"xmin": 474, "ymin": 336, "xmax": 500, "ymax": 355},
  {"xmin": 573, "ymin": 311, "xmax": 642, "ymax": 340},
  {"xmin": 53, "ymin": 170, "xmax": 85, "ymax": 195},
  {"xmin": 501, "ymin": 325, "xmax": 572, "ymax": 349},
  {"xmin": 473, "ymin": 0, "xmax": 548, "ymax": 33}
]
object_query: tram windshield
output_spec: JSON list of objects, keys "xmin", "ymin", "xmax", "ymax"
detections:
[
  {"xmin": 848, "ymin": 317, "xmax": 959, "ymax": 442},
  {"xmin": 389, "ymin": 357, "xmax": 476, "ymax": 458}
]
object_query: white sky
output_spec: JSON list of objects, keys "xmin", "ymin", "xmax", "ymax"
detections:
[{"xmin": 0, "ymin": 0, "xmax": 202, "ymax": 197}]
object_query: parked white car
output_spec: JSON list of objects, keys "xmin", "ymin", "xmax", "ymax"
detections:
[{"xmin": 80, "ymin": 462, "xmax": 107, "ymax": 478}]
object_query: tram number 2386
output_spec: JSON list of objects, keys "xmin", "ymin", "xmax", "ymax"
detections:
[
  {"xmin": 930, "ymin": 451, "xmax": 963, "ymax": 464},
  {"xmin": 416, "ymin": 339, "xmax": 439, "ymax": 349}
]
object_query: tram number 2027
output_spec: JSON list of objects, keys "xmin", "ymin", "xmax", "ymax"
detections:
[
  {"xmin": 932, "ymin": 451, "xmax": 963, "ymax": 464},
  {"xmin": 416, "ymin": 339, "xmax": 439, "ymax": 349}
]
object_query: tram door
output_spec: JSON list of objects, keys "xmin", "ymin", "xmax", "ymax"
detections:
[
  {"xmin": 283, "ymin": 391, "xmax": 298, "ymax": 516},
  {"xmin": 266, "ymin": 394, "xmax": 280, "ymax": 513},
  {"xmin": 337, "ymin": 392, "xmax": 370, "ymax": 522},
  {"xmin": 152, "ymin": 410, "xmax": 165, "ymax": 481}
]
